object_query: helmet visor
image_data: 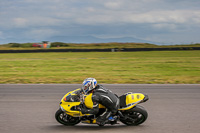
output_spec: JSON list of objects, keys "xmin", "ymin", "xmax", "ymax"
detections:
[{"xmin": 82, "ymin": 82, "xmax": 90, "ymax": 94}]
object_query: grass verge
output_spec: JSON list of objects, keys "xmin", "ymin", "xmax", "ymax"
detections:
[{"xmin": 0, "ymin": 51, "xmax": 199, "ymax": 84}]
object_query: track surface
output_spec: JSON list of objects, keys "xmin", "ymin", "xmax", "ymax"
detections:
[{"xmin": 0, "ymin": 84, "xmax": 200, "ymax": 133}]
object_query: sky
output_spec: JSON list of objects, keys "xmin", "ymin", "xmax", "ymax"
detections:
[{"xmin": 0, "ymin": 0, "xmax": 200, "ymax": 45}]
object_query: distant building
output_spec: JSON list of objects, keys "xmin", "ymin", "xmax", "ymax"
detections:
[
  {"xmin": 32, "ymin": 41, "xmax": 51, "ymax": 48},
  {"xmin": 41, "ymin": 41, "xmax": 51, "ymax": 48}
]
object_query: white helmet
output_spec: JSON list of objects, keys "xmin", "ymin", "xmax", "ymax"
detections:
[{"xmin": 82, "ymin": 78, "xmax": 97, "ymax": 94}]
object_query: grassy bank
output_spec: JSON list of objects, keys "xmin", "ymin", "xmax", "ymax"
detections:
[
  {"xmin": 0, "ymin": 51, "xmax": 199, "ymax": 84},
  {"xmin": 0, "ymin": 42, "xmax": 200, "ymax": 50}
]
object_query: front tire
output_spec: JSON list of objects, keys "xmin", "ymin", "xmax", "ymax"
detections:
[
  {"xmin": 55, "ymin": 108, "xmax": 80, "ymax": 126},
  {"xmin": 120, "ymin": 105, "xmax": 148, "ymax": 126}
]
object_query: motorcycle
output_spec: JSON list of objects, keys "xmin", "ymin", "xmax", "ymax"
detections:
[{"xmin": 55, "ymin": 88, "xmax": 149, "ymax": 126}]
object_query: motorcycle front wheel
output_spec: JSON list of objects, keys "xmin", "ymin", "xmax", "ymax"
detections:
[
  {"xmin": 55, "ymin": 108, "xmax": 80, "ymax": 126},
  {"xmin": 120, "ymin": 105, "xmax": 148, "ymax": 126}
]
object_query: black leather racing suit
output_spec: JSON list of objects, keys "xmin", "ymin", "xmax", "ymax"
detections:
[{"xmin": 81, "ymin": 85, "xmax": 119, "ymax": 124}]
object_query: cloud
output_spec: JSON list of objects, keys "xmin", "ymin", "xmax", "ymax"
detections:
[
  {"xmin": 104, "ymin": 1, "xmax": 122, "ymax": 9},
  {"xmin": 0, "ymin": 0, "xmax": 200, "ymax": 44},
  {"xmin": 122, "ymin": 10, "xmax": 198, "ymax": 24},
  {"xmin": 2, "ymin": 0, "xmax": 200, "ymax": 26},
  {"xmin": 192, "ymin": 11, "xmax": 200, "ymax": 24},
  {"xmin": 28, "ymin": 28, "xmax": 59, "ymax": 39},
  {"xmin": 13, "ymin": 18, "xmax": 28, "ymax": 28},
  {"xmin": 152, "ymin": 23, "xmax": 177, "ymax": 30},
  {"xmin": 0, "ymin": 31, "xmax": 4, "ymax": 39}
]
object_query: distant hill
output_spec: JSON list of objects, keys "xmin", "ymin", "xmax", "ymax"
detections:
[{"xmin": 47, "ymin": 35, "xmax": 157, "ymax": 44}]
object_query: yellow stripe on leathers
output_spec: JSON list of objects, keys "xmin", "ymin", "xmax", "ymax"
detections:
[
  {"xmin": 84, "ymin": 93, "xmax": 105, "ymax": 109},
  {"xmin": 84, "ymin": 93, "xmax": 94, "ymax": 109}
]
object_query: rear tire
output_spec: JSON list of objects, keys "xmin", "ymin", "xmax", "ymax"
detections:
[
  {"xmin": 55, "ymin": 108, "xmax": 80, "ymax": 126},
  {"xmin": 120, "ymin": 105, "xmax": 148, "ymax": 126}
]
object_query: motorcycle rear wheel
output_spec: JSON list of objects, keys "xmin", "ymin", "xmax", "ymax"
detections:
[
  {"xmin": 120, "ymin": 105, "xmax": 148, "ymax": 126},
  {"xmin": 55, "ymin": 108, "xmax": 80, "ymax": 126}
]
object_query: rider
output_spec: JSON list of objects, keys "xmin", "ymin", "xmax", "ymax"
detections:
[{"xmin": 80, "ymin": 78, "xmax": 119, "ymax": 126}]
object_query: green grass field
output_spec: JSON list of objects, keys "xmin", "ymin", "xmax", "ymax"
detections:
[{"xmin": 0, "ymin": 51, "xmax": 199, "ymax": 84}]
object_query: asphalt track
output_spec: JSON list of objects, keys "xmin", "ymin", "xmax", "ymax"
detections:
[{"xmin": 0, "ymin": 84, "xmax": 200, "ymax": 133}]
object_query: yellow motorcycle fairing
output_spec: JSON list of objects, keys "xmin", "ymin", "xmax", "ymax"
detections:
[
  {"xmin": 119, "ymin": 93, "xmax": 146, "ymax": 111},
  {"xmin": 60, "ymin": 101, "xmax": 83, "ymax": 117},
  {"xmin": 59, "ymin": 88, "xmax": 91, "ymax": 117}
]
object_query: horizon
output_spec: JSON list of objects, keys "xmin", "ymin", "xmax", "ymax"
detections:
[{"xmin": 1, "ymin": 41, "xmax": 199, "ymax": 46}]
